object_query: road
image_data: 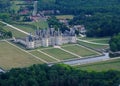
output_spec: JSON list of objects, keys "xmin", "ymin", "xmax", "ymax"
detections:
[{"xmin": 49, "ymin": 53, "xmax": 110, "ymax": 66}]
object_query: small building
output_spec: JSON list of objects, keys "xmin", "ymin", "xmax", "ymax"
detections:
[{"xmin": 73, "ymin": 25, "xmax": 86, "ymax": 34}]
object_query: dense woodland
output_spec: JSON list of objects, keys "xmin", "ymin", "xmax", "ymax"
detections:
[
  {"xmin": 69, "ymin": 14, "xmax": 120, "ymax": 37},
  {"xmin": 109, "ymin": 33, "xmax": 120, "ymax": 52},
  {"xmin": 0, "ymin": 64, "xmax": 120, "ymax": 86},
  {"xmin": 38, "ymin": 0, "xmax": 120, "ymax": 15},
  {"xmin": 38, "ymin": 0, "xmax": 120, "ymax": 37}
]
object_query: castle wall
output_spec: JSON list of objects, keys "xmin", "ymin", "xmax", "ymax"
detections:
[
  {"xmin": 42, "ymin": 38, "xmax": 49, "ymax": 47},
  {"xmin": 16, "ymin": 28, "xmax": 77, "ymax": 49},
  {"xmin": 27, "ymin": 41, "xmax": 35, "ymax": 49},
  {"xmin": 34, "ymin": 40, "xmax": 42, "ymax": 48},
  {"xmin": 69, "ymin": 36, "xmax": 77, "ymax": 43},
  {"xmin": 55, "ymin": 36, "xmax": 62, "ymax": 45}
]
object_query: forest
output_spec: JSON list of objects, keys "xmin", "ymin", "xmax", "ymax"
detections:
[
  {"xmin": 0, "ymin": 64, "xmax": 120, "ymax": 86},
  {"xmin": 69, "ymin": 13, "xmax": 120, "ymax": 37},
  {"xmin": 38, "ymin": 0, "xmax": 120, "ymax": 15},
  {"xmin": 38, "ymin": 0, "xmax": 120, "ymax": 37},
  {"xmin": 109, "ymin": 33, "xmax": 120, "ymax": 52}
]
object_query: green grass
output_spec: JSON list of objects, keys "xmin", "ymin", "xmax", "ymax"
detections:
[
  {"xmin": 0, "ymin": 41, "xmax": 43, "ymax": 70},
  {"xmin": 77, "ymin": 58, "xmax": 120, "ymax": 72},
  {"xmin": 11, "ymin": 1, "xmax": 25, "ymax": 13},
  {"xmin": 42, "ymin": 48, "xmax": 77, "ymax": 60},
  {"xmin": 62, "ymin": 45, "xmax": 99, "ymax": 57},
  {"xmin": 91, "ymin": 39, "xmax": 109, "ymax": 44},
  {"xmin": 78, "ymin": 37, "xmax": 110, "ymax": 40},
  {"xmin": 56, "ymin": 15, "xmax": 74, "ymax": 19},
  {"xmin": 12, "ymin": 20, "xmax": 48, "ymax": 33},
  {"xmin": 30, "ymin": 51, "xmax": 57, "ymax": 62},
  {"xmin": 13, "ymin": 24, "xmax": 36, "ymax": 33},
  {"xmin": 3, "ymin": 26, "xmax": 27, "ymax": 38},
  {"xmin": 78, "ymin": 41, "xmax": 109, "ymax": 49},
  {"xmin": 28, "ymin": 20, "xmax": 48, "ymax": 29}
]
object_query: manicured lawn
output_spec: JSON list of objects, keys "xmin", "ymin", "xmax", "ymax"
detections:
[
  {"xmin": 56, "ymin": 15, "xmax": 74, "ymax": 19},
  {"xmin": 12, "ymin": 20, "xmax": 48, "ymax": 33},
  {"xmin": 84, "ymin": 37, "xmax": 110, "ymax": 44},
  {"xmin": 78, "ymin": 41, "xmax": 109, "ymax": 49},
  {"xmin": 77, "ymin": 58, "xmax": 120, "ymax": 72},
  {"xmin": 62, "ymin": 45, "xmax": 99, "ymax": 57},
  {"xmin": 42, "ymin": 48, "xmax": 77, "ymax": 60},
  {"xmin": 28, "ymin": 20, "xmax": 48, "ymax": 29},
  {"xmin": 3, "ymin": 26, "xmax": 27, "ymax": 38},
  {"xmin": 78, "ymin": 37, "xmax": 110, "ymax": 41},
  {"xmin": 90, "ymin": 39, "xmax": 109, "ymax": 44},
  {"xmin": 13, "ymin": 24, "xmax": 36, "ymax": 33},
  {"xmin": 0, "ymin": 41, "xmax": 43, "ymax": 70},
  {"xmin": 30, "ymin": 51, "xmax": 57, "ymax": 62}
]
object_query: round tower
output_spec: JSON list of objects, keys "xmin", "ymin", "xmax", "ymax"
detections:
[
  {"xmin": 42, "ymin": 38, "xmax": 49, "ymax": 47},
  {"xmin": 55, "ymin": 36, "xmax": 62, "ymax": 45},
  {"xmin": 70, "ymin": 35, "xmax": 77, "ymax": 43}
]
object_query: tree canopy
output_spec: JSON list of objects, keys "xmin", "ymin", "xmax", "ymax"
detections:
[
  {"xmin": 0, "ymin": 64, "xmax": 120, "ymax": 86},
  {"xmin": 109, "ymin": 33, "xmax": 120, "ymax": 52}
]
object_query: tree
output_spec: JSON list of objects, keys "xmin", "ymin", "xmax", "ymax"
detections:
[{"xmin": 109, "ymin": 33, "xmax": 120, "ymax": 52}]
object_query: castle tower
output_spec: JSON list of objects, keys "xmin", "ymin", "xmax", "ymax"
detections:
[
  {"xmin": 69, "ymin": 29, "xmax": 77, "ymax": 43},
  {"xmin": 32, "ymin": 1, "xmax": 38, "ymax": 16},
  {"xmin": 55, "ymin": 29, "xmax": 62, "ymax": 45},
  {"xmin": 42, "ymin": 38, "xmax": 49, "ymax": 47},
  {"xmin": 26, "ymin": 36, "xmax": 35, "ymax": 49},
  {"xmin": 70, "ymin": 34, "xmax": 77, "ymax": 43},
  {"xmin": 55, "ymin": 36, "xmax": 62, "ymax": 45}
]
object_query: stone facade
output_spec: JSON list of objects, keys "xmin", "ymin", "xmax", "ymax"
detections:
[{"xmin": 15, "ymin": 28, "xmax": 77, "ymax": 49}]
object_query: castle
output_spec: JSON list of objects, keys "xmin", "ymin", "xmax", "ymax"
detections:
[{"xmin": 15, "ymin": 28, "xmax": 77, "ymax": 49}]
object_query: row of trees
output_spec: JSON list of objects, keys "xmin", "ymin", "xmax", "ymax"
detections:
[
  {"xmin": 0, "ymin": 64, "xmax": 120, "ymax": 86},
  {"xmin": 0, "ymin": 30, "xmax": 12, "ymax": 39},
  {"xmin": 0, "ymin": 24, "xmax": 12, "ymax": 39}
]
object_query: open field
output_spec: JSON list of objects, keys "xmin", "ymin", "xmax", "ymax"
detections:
[
  {"xmin": 90, "ymin": 39, "xmax": 109, "ymax": 44},
  {"xmin": 13, "ymin": 24, "xmax": 36, "ymax": 33},
  {"xmin": 0, "ymin": 41, "xmax": 42, "ymax": 70},
  {"xmin": 30, "ymin": 51, "xmax": 57, "ymax": 62},
  {"xmin": 77, "ymin": 41, "xmax": 109, "ymax": 49},
  {"xmin": 77, "ymin": 58, "xmax": 120, "ymax": 72},
  {"xmin": 3, "ymin": 26, "xmax": 27, "ymax": 38},
  {"xmin": 28, "ymin": 20, "xmax": 48, "ymax": 29},
  {"xmin": 62, "ymin": 45, "xmax": 100, "ymax": 57},
  {"xmin": 78, "ymin": 37, "xmax": 110, "ymax": 44},
  {"xmin": 56, "ymin": 15, "xmax": 74, "ymax": 19},
  {"xmin": 42, "ymin": 48, "xmax": 77, "ymax": 60},
  {"xmin": 12, "ymin": 20, "xmax": 48, "ymax": 33}
]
